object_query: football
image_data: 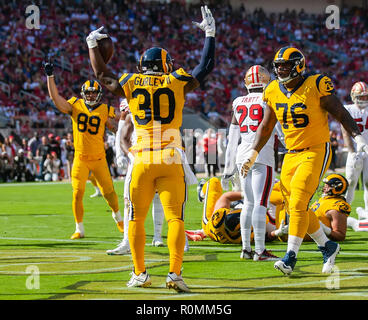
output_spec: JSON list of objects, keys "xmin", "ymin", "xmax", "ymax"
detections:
[{"xmin": 97, "ymin": 36, "xmax": 114, "ymax": 64}]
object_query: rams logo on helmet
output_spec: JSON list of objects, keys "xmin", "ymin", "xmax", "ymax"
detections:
[
  {"xmin": 81, "ymin": 80, "xmax": 102, "ymax": 107},
  {"xmin": 273, "ymin": 47, "xmax": 305, "ymax": 84},
  {"xmin": 138, "ymin": 47, "xmax": 173, "ymax": 74},
  {"xmin": 322, "ymin": 174, "xmax": 349, "ymax": 197}
]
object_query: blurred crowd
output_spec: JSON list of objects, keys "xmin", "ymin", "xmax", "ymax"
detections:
[{"xmin": 0, "ymin": 0, "xmax": 366, "ymax": 181}]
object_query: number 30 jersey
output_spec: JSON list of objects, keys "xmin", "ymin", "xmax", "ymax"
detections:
[
  {"xmin": 232, "ymin": 92, "xmax": 275, "ymax": 167},
  {"xmin": 67, "ymin": 97, "xmax": 115, "ymax": 158},
  {"xmin": 263, "ymin": 74, "xmax": 334, "ymax": 150},
  {"xmin": 118, "ymin": 68, "xmax": 194, "ymax": 153}
]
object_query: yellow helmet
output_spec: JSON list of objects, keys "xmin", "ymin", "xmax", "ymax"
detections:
[
  {"xmin": 322, "ymin": 174, "xmax": 348, "ymax": 197},
  {"xmin": 81, "ymin": 80, "xmax": 102, "ymax": 106},
  {"xmin": 244, "ymin": 65, "xmax": 270, "ymax": 90},
  {"xmin": 273, "ymin": 47, "xmax": 305, "ymax": 84},
  {"xmin": 351, "ymin": 81, "xmax": 368, "ymax": 108}
]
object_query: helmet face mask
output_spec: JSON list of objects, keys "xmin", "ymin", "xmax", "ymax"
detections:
[
  {"xmin": 81, "ymin": 80, "xmax": 102, "ymax": 107},
  {"xmin": 138, "ymin": 47, "xmax": 173, "ymax": 75},
  {"xmin": 351, "ymin": 81, "xmax": 368, "ymax": 109},
  {"xmin": 273, "ymin": 47, "xmax": 305, "ymax": 84},
  {"xmin": 322, "ymin": 174, "xmax": 348, "ymax": 197}
]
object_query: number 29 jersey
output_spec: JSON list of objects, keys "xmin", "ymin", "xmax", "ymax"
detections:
[
  {"xmin": 263, "ymin": 74, "xmax": 334, "ymax": 150},
  {"xmin": 118, "ymin": 68, "xmax": 194, "ymax": 153},
  {"xmin": 232, "ymin": 92, "xmax": 275, "ymax": 167},
  {"xmin": 67, "ymin": 97, "xmax": 115, "ymax": 158}
]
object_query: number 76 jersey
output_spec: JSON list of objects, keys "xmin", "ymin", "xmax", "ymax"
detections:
[{"xmin": 233, "ymin": 92, "xmax": 275, "ymax": 167}]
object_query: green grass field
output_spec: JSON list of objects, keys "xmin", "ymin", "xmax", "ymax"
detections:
[{"xmin": 1, "ymin": 178, "xmax": 368, "ymax": 301}]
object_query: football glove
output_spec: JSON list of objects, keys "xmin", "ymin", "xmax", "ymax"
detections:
[
  {"xmin": 240, "ymin": 149, "xmax": 258, "ymax": 178},
  {"xmin": 116, "ymin": 154, "xmax": 128, "ymax": 169},
  {"xmin": 86, "ymin": 26, "xmax": 108, "ymax": 49},
  {"xmin": 351, "ymin": 152, "xmax": 363, "ymax": 170},
  {"xmin": 355, "ymin": 134, "xmax": 368, "ymax": 154},
  {"xmin": 274, "ymin": 219, "xmax": 289, "ymax": 237},
  {"xmin": 43, "ymin": 62, "xmax": 54, "ymax": 77},
  {"xmin": 192, "ymin": 5, "xmax": 215, "ymax": 37},
  {"xmin": 221, "ymin": 174, "xmax": 232, "ymax": 191}
]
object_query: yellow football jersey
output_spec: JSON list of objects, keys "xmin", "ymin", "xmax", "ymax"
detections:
[
  {"xmin": 118, "ymin": 68, "xmax": 194, "ymax": 153},
  {"xmin": 310, "ymin": 195, "xmax": 351, "ymax": 228},
  {"xmin": 67, "ymin": 97, "xmax": 115, "ymax": 158},
  {"xmin": 263, "ymin": 74, "xmax": 335, "ymax": 150}
]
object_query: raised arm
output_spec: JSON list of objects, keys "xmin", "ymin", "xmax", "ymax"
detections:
[
  {"xmin": 86, "ymin": 27, "xmax": 125, "ymax": 97},
  {"xmin": 44, "ymin": 62, "xmax": 72, "ymax": 115},
  {"xmin": 185, "ymin": 6, "xmax": 216, "ymax": 94}
]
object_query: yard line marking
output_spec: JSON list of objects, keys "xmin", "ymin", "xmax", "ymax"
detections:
[{"xmin": 1, "ymin": 236, "xmax": 368, "ymax": 256}]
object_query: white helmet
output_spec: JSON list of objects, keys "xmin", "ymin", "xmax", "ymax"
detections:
[{"xmin": 351, "ymin": 81, "xmax": 368, "ymax": 108}]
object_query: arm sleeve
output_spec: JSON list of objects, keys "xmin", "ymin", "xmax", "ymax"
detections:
[
  {"xmin": 191, "ymin": 37, "xmax": 215, "ymax": 83},
  {"xmin": 223, "ymin": 124, "xmax": 240, "ymax": 175},
  {"xmin": 115, "ymin": 120, "xmax": 124, "ymax": 158}
]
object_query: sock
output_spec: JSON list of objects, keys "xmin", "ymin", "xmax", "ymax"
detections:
[
  {"xmin": 167, "ymin": 218, "xmax": 185, "ymax": 275},
  {"xmin": 152, "ymin": 194, "xmax": 164, "ymax": 241},
  {"xmin": 240, "ymin": 203, "xmax": 253, "ymax": 252},
  {"xmin": 252, "ymin": 206, "xmax": 267, "ymax": 254},
  {"xmin": 287, "ymin": 235, "xmax": 303, "ymax": 256},
  {"xmin": 72, "ymin": 190, "xmax": 84, "ymax": 223},
  {"xmin": 128, "ymin": 218, "xmax": 146, "ymax": 275},
  {"xmin": 308, "ymin": 227, "xmax": 329, "ymax": 247},
  {"xmin": 75, "ymin": 222, "xmax": 84, "ymax": 235},
  {"xmin": 112, "ymin": 210, "xmax": 123, "ymax": 223}
]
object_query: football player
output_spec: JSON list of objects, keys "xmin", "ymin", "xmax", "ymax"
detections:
[
  {"xmin": 86, "ymin": 5, "xmax": 215, "ymax": 292},
  {"xmin": 222, "ymin": 65, "xmax": 278, "ymax": 261},
  {"xmin": 341, "ymin": 82, "xmax": 368, "ymax": 213},
  {"xmin": 106, "ymin": 98, "xmax": 166, "ymax": 255},
  {"xmin": 44, "ymin": 64, "xmax": 123, "ymax": 239},
  {"xmin": 190, "ymin": 178, "xmax": 286, "ymax": 245},
  {"xmin": 240, "ymin": 46, "xmax": 368, "ymax": 275},
  {"xmin": 270, "ymin": 174, "xmax": 351, "ymax": 242}
]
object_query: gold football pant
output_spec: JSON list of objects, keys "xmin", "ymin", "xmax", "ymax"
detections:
[
  {"xmin": 280, "ymin": 142, "xmax": 331, "ymax": 238},
  {"xmin": 201, "ymin": 177, "xmax": 223, "ymax": 230},
  {"xmin": 127, "ymin": 149, "xmax": 186, "ymax": 275},
  {"xmin": 71, "ymin": 153, "xmax": 119, "ymax": 223}
]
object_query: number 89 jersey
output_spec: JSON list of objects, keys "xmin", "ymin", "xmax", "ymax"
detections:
[
  {"xmin": 263, "ymin": 74, "xmax": 333, "ymax": 150},
  {"xmin": 233, "ymin": 92, "xmax": 275, "ymax": 167},
  {"xmin": 67, "ymin": 97, "xmax": 115, "ymax": 158},
  {"xmin": 119, "ymin": 68, "xmax": 194, "ymax": 152}
]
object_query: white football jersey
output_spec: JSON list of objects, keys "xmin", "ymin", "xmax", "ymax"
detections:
[
  {"xmin": 232, "ymin": 92, "xmax": 275, "ymax": 167},
  {"xmin": 344, "ymin": 104, "xmax": 368, "ymax": 141}
]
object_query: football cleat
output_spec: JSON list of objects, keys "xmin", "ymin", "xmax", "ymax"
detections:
[
  {"xmin": 70, "ymin": 232, "xmax": 84, "ymax": 240},
  {"xmin": 197, "ymin": 179, "xmax": 206, "ymax": 202},
  {"xmin": 240, "ymin": 249, "xmax": 253, "ymax": 260},
  {"xmin": 166, "ymin": 272, "xmax": 191, "ymax": 293},
  {"xmin": 253, "ymin": 249, "xmax": 279, "ymax": 261},
  {"xmin": 274, "ymin": 250, "xmax": 297, "ymax": 275},
  {"xmin": 106, "ymin": 240, "xmax": 130, "ymax": 255},
  {"xmin": 127, "ymin": 271, "xmax": 152, "ymax": 288},
  {"xmin": 319, "ymin": 241, "xmax": 340, "ymax": 274},
  {"xmin": 152, "ymin": 238, "xmax": 164, "ymax": 247},
  {"xmin": 116, "ymin": 221, "xmax": 124, "ymax": 233}
]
